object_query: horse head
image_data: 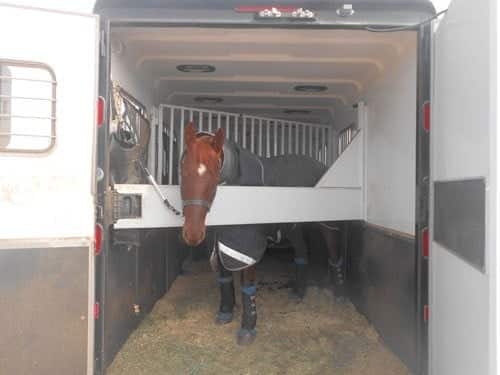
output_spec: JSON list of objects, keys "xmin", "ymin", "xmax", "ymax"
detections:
[{"xmin": 180, "ymin": 122, "xmax": 225, "ymax": 246}]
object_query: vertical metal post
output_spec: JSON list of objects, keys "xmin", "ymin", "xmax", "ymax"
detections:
[
  {"xmin": 266, "ymin": 119, "xmax": 270, "ymax": 157},
  {"xmin": 251, "ymin": 118, "xmax": 255, "ymax": 153},
  {"xmin": 322, "ymin": 127, "xmax": 327, "ymax": 163},
  {"xmin": 258, "ymin": 119, "xmax": 263, "ymax": 156},
  {"xmin": 199, "ymin": 110, "xmax": 203, "ymax": 131},
  {"xmin": 295, "ymin": 123, "xmax": 299, "ymax": 155},
  {"xmin": 180, "ymin": 109, "xmax": 185, "ymax": 163},
  {"xmin": 281, "ymin": 122, "xmax": 285, "ymax": 154},
  {"xmin": 326, "ymin": 128, "xmax": 331, "ymax": 165},
  {"xmin": 330, "ymin": 127, "xmax": 336, "ymax": 165},
  {"xmin": 242, "ymin": 115, "xmax": 247, "ymax": 149},
  {"xmin": 315, "ymin": 127, "xmax": 319, "ymax": 161},
  {"xmin": 288, "ymin": 123, "xmax": 292, "ymax": 154},
  {"xmin": 302, "ymin": 124, "xmax": 306, "ymax": 155},
  {"xmin": 234, "ymin": 115, "xmax": 239, "ymax": 143},
  {"xmin": 157, "ymin": 106, "xmax": 163, "ymax": 181},
  {"xmin": 309, "ymin": 127, "xmax": 313, "ymax": 157},
  {"xmin": 273, "ymin": 121, "xmax": 278, "ymax": 156},
  {"xmin": 168, "ymin": 106, "xmax": 175, "ymax": 184}
]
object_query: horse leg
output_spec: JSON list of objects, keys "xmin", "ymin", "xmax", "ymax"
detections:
[
  {"xmin": 237, "ymin": 265, "xmax": 257, "ymax": 345},
  {"xmin": 288, "ymin": 224, "xmax": 309, "ymax": 300},
  {"xmin": 215, "ymin": 249, "xmax": 235, "ymax": 324},
  {"xmin": 319, "ymin": 223, "xmax": 347, "ymax": 302}
]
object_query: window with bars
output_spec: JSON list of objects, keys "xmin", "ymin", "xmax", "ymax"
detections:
[{"xmin": 0, "ymin": 60, "xmax": 56, "ymax": 153}]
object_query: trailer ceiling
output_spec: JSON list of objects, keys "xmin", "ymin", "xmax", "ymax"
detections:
[{"xmin": 111, "ymin": 27, "xmax": 416, "ymax": 124}]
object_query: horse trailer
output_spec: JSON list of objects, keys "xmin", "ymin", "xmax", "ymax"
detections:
[{"xmin": 0, "ymin": 0, "xmax": 498, "ymax": 374}]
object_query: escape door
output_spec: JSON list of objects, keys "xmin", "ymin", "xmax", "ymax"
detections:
[
  {"xmin": 0, "ymin": 4, "xmax": 98, "ymax": 375},
  {"xmin": 430, "ymin": 0, "xmax": 497, "ymax": 374}
]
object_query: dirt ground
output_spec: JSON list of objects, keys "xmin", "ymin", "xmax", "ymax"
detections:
[{"xmin": 108, "ymin": 253, "xmax": 409, "ymax": 375}]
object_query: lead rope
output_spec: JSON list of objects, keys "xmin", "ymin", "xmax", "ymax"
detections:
[{"xmin": 136, "ymin": 160, "xmax": 183, "ymax": 216}]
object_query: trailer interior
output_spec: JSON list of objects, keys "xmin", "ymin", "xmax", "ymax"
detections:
[{"xmin": 99, "ymin": 22, "xmax": 426, "ymax": 374}]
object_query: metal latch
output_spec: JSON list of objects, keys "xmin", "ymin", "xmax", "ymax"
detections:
[{"xmin": 112, "ymin": 191, "xmax": 142, "ymax": 222}]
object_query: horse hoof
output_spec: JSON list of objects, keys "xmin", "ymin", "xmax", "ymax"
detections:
[
  {"xmin": 215, "ymin": 311, "xmax": 233, "ymax": 325},
  {"xmin": 237, "ymin": 328, "xmax": 256, "ymax": 346}
]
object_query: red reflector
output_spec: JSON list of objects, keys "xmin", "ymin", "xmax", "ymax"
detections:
[
  {"xmin": 422, "ymin": 227, "xmax": 429, "ymax": 258},
  {"xmin": 423, "ymin": 101, "xmax": 430, "ymax": 132},
  {"xmin": 423, "ymin": 304, "xmax": 429, "ymax": 322},
  {"xmin": 235, "ymin": 5, "xmax": 297, "ymax": 12},
  {"xmin": 97, "ymin": 96, "xmax": 105, "ymax": 128},
  {"xmin": 94, "ymin": 302, "xmax": 100, "ymax": 320},
  {"xmin": 95, "ymin": 223, "xmax": 103, "ymax": 255}
]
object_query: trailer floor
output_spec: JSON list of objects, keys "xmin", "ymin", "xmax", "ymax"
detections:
[{"xmin": 108, "ymin": 254, "xmax": 408, "ymax": 375}]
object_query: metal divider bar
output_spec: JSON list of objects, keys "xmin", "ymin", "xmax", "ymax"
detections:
[
  {"xmin": 273, "ymin": 121, "xmax": 278, "ymax": 156},
  {"xmin": 302, "ymin": 124, "xmax": 306, "ymax": 155},
  {"xmin": 250, "ymin": 118, "xmax": 255, "ymax": 153},
  {"xmin": 266, "ymin": 119, "xmax": 270, "ymax": 158},
  {"xmin": 295, "ymin": 123, "xmax": 299, "ymax": 154},
  {"xmin": 168, "ymin": 107, "xmax": 174, "ymax": 184},
  {"xmin": 179, "ymin": 109, "xmax": 185, "ymax": 168},
  {"xmin": 315, "ymin": 127, "xmax": 319, "ymax": 162},
  {"xmin": 242, "ymin": 115, "xmax": 247, "ymax": 149},
  {"xmin": 281, "ymin": 122, "xmax": 285, "ymax": 155}
]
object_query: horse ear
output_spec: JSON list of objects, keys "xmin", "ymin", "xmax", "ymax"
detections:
[
  {"xmin": 185, "ymin": 122, "xmax": 197, "ymax": 147},
  {"xmin": 213, "ymin": 128, "xmax": 225, "ymax": 153}
]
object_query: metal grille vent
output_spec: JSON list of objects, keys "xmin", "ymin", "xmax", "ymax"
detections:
[{"xmin": 0, "ymin": 60, "xmax": 56, "ymax": 153}]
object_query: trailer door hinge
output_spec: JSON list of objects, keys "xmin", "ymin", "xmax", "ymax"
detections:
[
  {"xmin": 111, "ymin": 190, "xmax": 142, "ymax": 223},
  {"xmin": 95, "ymin": 204, "xmax": 103, "ymax": 222}
]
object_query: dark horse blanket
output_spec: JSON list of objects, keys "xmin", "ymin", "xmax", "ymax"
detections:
[{"xmin": 215, "ymin": 141, "xmax": 327, "ymax": 271}]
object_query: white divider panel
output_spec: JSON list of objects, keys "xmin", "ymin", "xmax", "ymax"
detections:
[
  {"xmin": 160, "ymin": 105, "xmax": 334, "ymax": 184},
  {"xmin": 316, "ymin": 130, "xmax": 362, "ymax": 188},
  {"xmin": 114, "ymin": 185, "xmax": 362, "ymax": 229}
]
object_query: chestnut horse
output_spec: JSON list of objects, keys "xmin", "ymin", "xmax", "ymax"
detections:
[{"xmin": 180, "ymin": 123, "xmax": 345, "ymax": 345}]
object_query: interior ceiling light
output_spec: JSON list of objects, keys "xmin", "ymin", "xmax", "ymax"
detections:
[
  {"xmin": 194, "ymin": 96, "xmax": 223, "ymax": 104},
  {"xmin": 177, "ymin": 64, "xmax": 216, "ymax": 73},
  {"xmin": 284, "ymin": 109, "xmax": 311, "ymax": 115},
  {"xmin": 294, "ymin": 85, "xmax": 327, "ymax": 92}
]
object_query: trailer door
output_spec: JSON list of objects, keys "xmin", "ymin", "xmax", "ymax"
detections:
[
  {"xmin": 431, "ymin": 0, "xmax": 497, "ymax": 374},
  {"xmin": 0, "ymin": 4, "xmax": 98, "ymax": 375}
]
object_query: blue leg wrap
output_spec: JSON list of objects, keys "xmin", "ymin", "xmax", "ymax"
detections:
[{"xmin": 241, "ymin": 285, "xmax": 256, "ymax": 296}]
